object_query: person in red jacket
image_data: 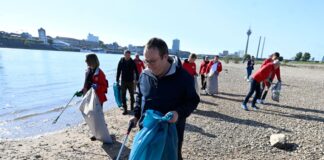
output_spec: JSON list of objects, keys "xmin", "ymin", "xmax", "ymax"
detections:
[
  {"xmin": 241, "ymin": 60, "xmax": 280, "ymax": 111},
  {"xmin": 182, "ymin": 53, "xmax": 198, "ymax": 77},
  {"xmin": 205, "ymin": 55, "xmax": 222, "ymax": 95},
  {"xmin": 75, "ymin": 53, "xmax": 108, "ymax": 141},
  {"xmin": 134, "ymin": 53, "xmax": 145, "ymax": 74},
  {"xmin": 199, "ymin": 56, "xmax": 210, "ymax": 90},
  {"xmin": 133, "ymin": 53, "xmax": 145, "ymax": 92},
  {"xmin": 257, "ymin": 52, "xmax": 281, "ymax": 104}
]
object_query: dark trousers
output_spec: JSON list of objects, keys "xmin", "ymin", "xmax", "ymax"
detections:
[
  {"xmin": 176, "ymin": 118, "xmax": 186, "ymax": 160},
  {"xmin": 243, "ymin": 79, "xmax": 261, "ymax": 107},
  {"xmin": 200, "ymin": 74, "xmax": 207, "ymax": 89},
  {"xmin": 246, "ymin": 68, "xmax": 253, "ymax": 79},
  {"xmin": 121, "ymin": 81, "xmax": 135, "ymax": 110},
  {"xmin": 259, "ymin": 81, "xmax": 272, "ymax": 100}
]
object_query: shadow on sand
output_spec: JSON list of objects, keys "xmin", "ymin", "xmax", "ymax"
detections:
[
  {"xmin": 101, "ymin": 138, "xmax": 131, "ymax": 160},
  {"xmin": 218, "ymin": 92, "xmax": 246, "ymax": 97},
  {"xmin": 199, "ymin": 99, "xmax": 218, "ymax": 106},
  {"xmin": 185, "ymin": 123, "xmax": 217, "ymax": 138},
  {"xmin": 259, "ymin": 108, "xmax": 324, "ymax": 123},
  {"xmin": 193, "ymin": 109, "xmax": 291, "ymax": 133},
  {"xmin": 264, "ymin": 102, "xmax": 324, "ymax": 115}
]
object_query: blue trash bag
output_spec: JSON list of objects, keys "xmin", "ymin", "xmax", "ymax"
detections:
[
  {"xmin": 113, "ymin": 82, "xmax": 122, "ymax": 108},
  {"xmin": 129, "ymin": 110, "xmax": 178, "ymax": 160}
]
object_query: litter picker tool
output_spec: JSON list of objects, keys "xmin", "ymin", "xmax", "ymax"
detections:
[
  {"xmin": 116, "ymin": 121, "xmax": 135, "ymax": 160},
  {"xmin": 52, "ymin": 94, "xmax": 76, "ymax": 124}
]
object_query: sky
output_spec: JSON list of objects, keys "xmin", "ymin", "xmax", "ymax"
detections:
[{"xmin": 0, "ymin": 0, "xmax": 323, "ymax": 60}]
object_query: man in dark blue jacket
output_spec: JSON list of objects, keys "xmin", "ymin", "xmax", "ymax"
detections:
[{"xmin": 130, "ymin": 37, "xmax": 200, "ymax": 160}]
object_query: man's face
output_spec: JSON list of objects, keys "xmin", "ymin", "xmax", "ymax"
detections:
[
  {"xmin": 271, "ymin": 55, "xmax": 278, "ymax": 60},
  {"xmin": 144, "ymin": 48, "xmax": 167, "ymax": 76},
  {"xmin": 124, "ymin": 52, "xmax": 131, "ymax": 60},
  {"xmin": 214, "ymin": 56, "xmax": 219, "ymax": 62}
]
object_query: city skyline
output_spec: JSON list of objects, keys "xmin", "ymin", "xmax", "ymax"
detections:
[{"xmin": 1, "ymin": 0, "xmax": 323, "ymax": 60}]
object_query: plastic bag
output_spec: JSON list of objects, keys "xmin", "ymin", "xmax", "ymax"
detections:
[
  {"xmin": 271, "ymin": 82, "xmax": 281, "ymax": 102},
  {"xmin": 79, "ymin": 88, "xmax": 112, "ymax": 143},
  {"xmin": 129, "ymin": 110, "xmax": 178, "ymax": 160}
]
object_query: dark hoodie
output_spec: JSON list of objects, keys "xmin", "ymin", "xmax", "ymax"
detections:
[{"xmin": 134, "ymin": 56, "xmax": 200, "ymax": 123}]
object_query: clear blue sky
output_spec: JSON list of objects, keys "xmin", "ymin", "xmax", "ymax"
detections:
[{"xmin": 1, "ymin": 0, "xmax": 323, "ymax": 60}]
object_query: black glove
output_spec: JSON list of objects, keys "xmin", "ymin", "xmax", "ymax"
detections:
[{"xmin": 75, "ymin": 91, "xmax": 83, "ymax": 97}]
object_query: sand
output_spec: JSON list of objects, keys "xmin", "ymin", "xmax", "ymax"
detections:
[{"xmin": 1, "ymin": 62, "xmax": 323, "ymax": 160}]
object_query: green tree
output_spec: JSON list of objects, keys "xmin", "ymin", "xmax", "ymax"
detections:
[
  {"xmin": 295, "ymin": 52, "xmax": 302, "ymax": 61},
  {"xmin": 302, "ymin": 52, "xmax": 311, "ymax": 61}
]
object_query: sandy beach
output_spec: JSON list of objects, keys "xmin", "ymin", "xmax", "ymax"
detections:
[{"xmin": 1, "ymin": 62, "xmax": 324, "ymax": 160}]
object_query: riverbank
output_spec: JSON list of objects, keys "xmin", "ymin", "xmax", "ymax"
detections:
[{"xmin": 1, "ymin": 62, "xmax": 323, "ymax": 160}]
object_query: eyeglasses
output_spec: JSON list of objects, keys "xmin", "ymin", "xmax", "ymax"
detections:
[{"xmin": 144, "ymin": 59, "xmax": 158, "ymax": 65}]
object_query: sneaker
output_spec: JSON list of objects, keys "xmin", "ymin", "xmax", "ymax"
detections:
[
  {"xmin": 241, "ymin": 103, "xmax": 248, "ymax": 111},
  {"xmin": 256, "ymin": 99, "xmax": 263, "ymax": 104},
  {"xmin": 122, "ymin": 110, "xmax": 128, "ymax": 115},
  {"xmin": 252, "ymin": 105, "xmax": 259, "ymax": 110}
]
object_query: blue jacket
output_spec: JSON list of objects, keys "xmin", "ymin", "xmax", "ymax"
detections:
[{"xmin": 134, "ymin": 56, "xmax": 200, "ymax": 124}]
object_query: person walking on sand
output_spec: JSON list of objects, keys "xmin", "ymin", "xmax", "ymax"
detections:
[
  {"xmin": 129, "ymin": 37, "xmax": 200, "ymax": 160},
  {"xmin": 246, "ymin": 56, "xmax": 255, "ymax": 81},
  {"xmin": 257, "ymin": 52, "xmax": 281, "ymax": 104},
  {"xmin": 116, "ymin": 50, "xmax": 139, "ymax": 115},
  {"xmin": 182, "ymin": 53, "xmax": 199, "ymax": 94},
  {"xmin": 205, "ymin": 55, "xmax": 222, "ymax": 95},
  {"xmin": 199, "ymin": 56, "xmax": 210, "ymax": 90},
  {"xmin": 75, "ymin": 53, "xmax": 108, "ymax": 141},
  {"xmin": 241, "ymin": 60, "xmax": 280, "ymax": 111},
  {"xmin": 133, "ymin": 53, "xmax": 145, "ymax": 92}
]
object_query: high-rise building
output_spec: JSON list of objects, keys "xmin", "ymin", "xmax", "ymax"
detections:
[
  {"xmin": 38, "ymin": 28, "xmax": 48, "ymax": 44},
  {"xmin": 172, "ymin": 39, "xmax": 180, "ymax": 53},
  {"xmin": 322, "ymin": 56, "xmax": 324, "ymax": 62},
  {"xmin": 87, "ymin": 33, "xmax": 99, "ymax": 42}
]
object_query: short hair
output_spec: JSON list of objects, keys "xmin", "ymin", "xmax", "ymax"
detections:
[
  {"xmin": 124, "ymin": 50, "xmax": 131, "ymax": 54},
  {"xmin": 273, "ymin": 52, "xmax": 280, "ymax": 58},
  {"xmin": 215, "ymin": 55, "xmax": 219, "ymax": 58},
  {"xmin": 189, "ymin": 53, "xmax": 197, "ymax": 59},
  {"xmin": 145, "ymin": 37, "xmax": 169, "ymax": 58},
  {"xmin": 86, "ymin": 53, "xmax": 100, "ymax": 68}
]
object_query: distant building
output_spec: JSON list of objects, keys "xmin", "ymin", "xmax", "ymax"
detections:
[
  {"xmin": 52, "ymin": 39, "xmax": 70, "ymax": 48},
  {"xmin": 21, "ymin": 32, "xmax": 32, "ymax": 39},
  {"xmin": 322, "ymin": 56, "xmax": 324, "ymax": 62},
  {"xmin": 128, "ymin": 44, "xmax": 145, "ymax": 55},
  {"xmin": 87, "ymin": 33, "xmax": 99, "ymax": 42},
  {"xmin": 38, "ymin": 28, "xmax": 48, "ymax": 44},
  {"xmin": 219, "ymin": 50, "xmax": 229, "ymax": 57},
  {"xmin": 55, "ymin": 36, "xmax": 99, "ymax": 49},
  {"xmin": 172, "ymin": 39, "xmax": 180, "ymax": 53}
]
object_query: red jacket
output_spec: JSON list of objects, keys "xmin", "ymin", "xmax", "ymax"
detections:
[
  {"xmin": 134, "ymin": 58, "xmax": 145, "ymax": 74},
  {"xmin": 83, "ymin": 68, "xmax": 108, "ymax": 105},
  {"xmin": 206, "ymin": 61, "xmax": 222, "ymax": 74},
  {"xmin": 182, "ymin": 59, "xmax": 197, "ymax": 77},
  {"xmin": 199, "ymin": 60, "xmax": 210, "ymax": 74},
  {"xmin": 261, "ymin": 58, "xmax": 281, "ymax": 82},
  {"xmin": 252, "ymin": 63, "xmax": 275, "ymax": 83}
]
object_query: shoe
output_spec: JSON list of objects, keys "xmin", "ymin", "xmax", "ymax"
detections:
[
  {"xmin": 252, "ymin": 105, "xmax": 259, "ymax": 110},
  {"xmin": 256, "ymin": 99, "xmax": 263, "ymax": 104},
  {"xmin": 90, "ymin": 136, "xmax": 96, "ymax": 141},
  {"xmin": 122, "ymin": 110, "xmax": 128, "ymax": 115},
  {"xmin": 241, "ymin": 103, "xmax": 248, "ymax": 111}
]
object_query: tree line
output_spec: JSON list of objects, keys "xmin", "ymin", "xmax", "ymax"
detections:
[{"xmin": 295, "ymin": 52, "xmax": 311, "ymax": 61}]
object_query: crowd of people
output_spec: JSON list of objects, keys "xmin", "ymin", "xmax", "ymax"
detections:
[{"xmin": 74, "ymin": 37, "xmax": 281, "ymax": 159}]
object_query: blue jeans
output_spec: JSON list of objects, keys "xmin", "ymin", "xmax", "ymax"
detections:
[{"xmin": 246, "ymin": 67, "xmax": 253, "ymax": 79}]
